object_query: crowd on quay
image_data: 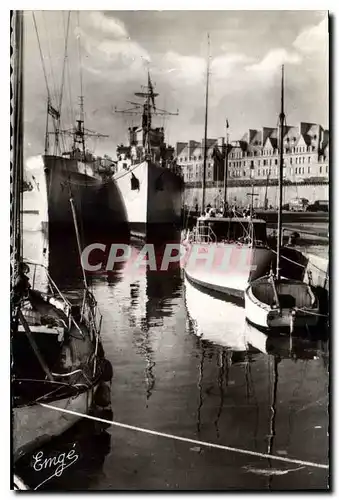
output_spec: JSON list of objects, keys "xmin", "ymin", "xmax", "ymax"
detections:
[{"xmin": 199, "ymin": 202, "xmax": 256, "ymax": 219}]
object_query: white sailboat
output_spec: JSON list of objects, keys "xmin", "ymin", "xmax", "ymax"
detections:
[{"xmin": 244, "ymin": 66, "xmax": 319, "ymax": 331}]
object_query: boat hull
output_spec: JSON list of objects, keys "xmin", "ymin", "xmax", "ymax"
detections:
[
  {"xmin": 183, "ymin": 242, "xmax": 273, "ymax": 300},
  {"xmin": 244, "ymin": 278, "xmax": 320, "ymax": 331},
  {"xmin": 13, "ymin": 386, "xmax": 96, "ymax": 461},
  {"xmin": 23, "ymin": 155, "xmax": 129, "ymax": 241},
  {"xmin": 115, "ymin": 160, "xmax": 183, "ymax": 240}
]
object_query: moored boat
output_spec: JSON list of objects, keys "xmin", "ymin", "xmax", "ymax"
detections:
[
  {"xmin": 182, "ymin": 37, "xmax": 273, "ymax": 298},
  {"xmin": 114, "ymin": 71, "xmax": 183, "ymax": 241},
  {"xmin": 12, "ymin": 266, "xmax": 112, "ymax": 461},
  {"xmin": 244, "ymin": 66, "xmax": 320, "ymax": 332},
  {"xmin": 24, "ymin": 12, "xmax": 128, "ymax": 241},
  {"xmin": 183, "ymin": 215, "xmax": 273, "ymax": 300},
  {"xmin": 245, "ymin": 274, "xmax": 319, "ymax": 330},
  {"xmin": 11, "ymin": 12, "xmax": 112, "ymax": 467}
]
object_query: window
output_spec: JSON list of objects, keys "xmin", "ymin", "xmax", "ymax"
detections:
[
  {"xmin": 290, "ymin": 157, "xmax": 292, "ymax": 164},
  {"xmin": 326, "ymin": 165, "xmax": 328, "ymax": 173},
  {"xmin": 258, "ymin": 160, "xmax": 261, "ymax": 166},
  {"xmin": 243, "ymin": 171, "xmax": 246, "ymax": 177},
  {"xmin": 308, "ymin": 166, "xmax": 310, "ymax": 174},
  {"xmin": 320, "ymin": 166, "xmax": 322, "ymax": 174},
  {"xmin": 302, "ymin": 167, "xmax": 304, "ymax": 174},
  {"xmin": 184, "ymin": 157, "xmax": 187, "ymax": 161},
  {"xmin": 269, "ymin": 159, "xmax": 272, "ymax": 166},
  {"xmin": 308, "ymin": 157, "xmax": 311, "ymax": 163},
  {"xmin": 295, "ymin": 167, "xmax": 298, "ymax": 174},
  {"xmin": 263, "ymin": 159, "xmax": 267, "ymax": 166},
  {"xmin": 302, "ymin": 157, "xmax": 305, "ymax": 163},
  {"xmin": 193, "ymin": 156, "xmax": 196, "ymax": 161},
  {"xmin": 199, "ymin": 155, "xmax": 202, "ymax": 160},
  {"xmin": 258, "ymin": 169, "xmax": 261, "ymax": 176},
  {"xmin": 275, "ymin": 159, "xmax": 278, "ymax": 165}
]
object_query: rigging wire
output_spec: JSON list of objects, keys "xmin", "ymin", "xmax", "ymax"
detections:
[
  {"xmin": 31, "ymin": 12, "xmax": 50, "ymax": 100},
  {"xmin": 62, "ymin": 11, "xmax": 75, "ymax": 150},
  {"xmin": 42, "ymin": 11, "xmax": 58, "ymax": 103},
  {"xmin": 58, "ymin": 11, "xmax": 71, "ymax": 129}
]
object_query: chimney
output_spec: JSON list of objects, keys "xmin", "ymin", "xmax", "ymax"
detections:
[{"xmin": 249, "ymin": 129, "xmax": 257, "ymax": 144}]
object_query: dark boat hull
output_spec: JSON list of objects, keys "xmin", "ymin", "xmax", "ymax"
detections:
[{"xmin": 23, "ymin": 155, "xmax": 129, "ymax": 242}]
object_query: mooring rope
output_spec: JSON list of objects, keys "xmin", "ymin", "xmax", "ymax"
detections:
[{"xmin": 39, "ymin": 403, "xmax": 328, "ymax": 470}]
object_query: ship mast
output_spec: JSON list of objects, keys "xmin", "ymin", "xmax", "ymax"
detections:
[
  {"xmin": 277, "ymin": 65, "xmax": 285, "ymax": 280},
  {"xmin": 201, "ymin": 34, "xmax": 210, "ymax": 215},
  {"xmin": 223, "ymin": 118, "xmax": 229, "ymax": 215},
  {"xmin": 115, "ymin": 71, "xmax": 178, "ymax": 157}
]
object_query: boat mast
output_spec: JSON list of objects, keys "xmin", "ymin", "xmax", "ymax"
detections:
[
  {"xmin": 222, "ymin": 119, "xmax": 229, "ymax": 215},
  {"xmin": 11, "ymin": 10, "xmax": 24, "ymax": 284},
  {"xmin": 75, "ymin": 11, "xmax": 86, "ymax": 159},
  {"xmin": 276, "ymin": 65, "xmax": 285, "ymax": 280},
  {"xmin": 201, "ymin": 33, "xmax": 210, "ymax": 215}
]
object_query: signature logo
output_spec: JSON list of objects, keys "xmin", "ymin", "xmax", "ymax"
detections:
[{"xmin": 32, "ymin": 443, "xmax": 79, "ymax": 489}]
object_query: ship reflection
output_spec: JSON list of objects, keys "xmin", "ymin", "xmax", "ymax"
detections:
[{"xmin": 126, "ymin": 242, "xmax": 182, "ymax": 405}]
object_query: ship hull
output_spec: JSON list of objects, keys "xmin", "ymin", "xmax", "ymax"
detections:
[
  {"xmin": 115, "ymin": 160, "xmax": 183, "ymax": 241},
  {"xmin": 23, "ymin": 155, "xmax": 129, "ymax": 242},
  {"xmin": 183, "ymin": 242, "xmax": 273, "ymax": 301}
]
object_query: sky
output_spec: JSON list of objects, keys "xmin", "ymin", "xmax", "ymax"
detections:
[{"xmin": 23, "ymin": 10, "xmax": 329, "ymax": 169}]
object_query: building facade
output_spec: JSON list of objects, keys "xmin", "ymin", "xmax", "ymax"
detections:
[{"xmin": 177, "ymin": 122, "xmax": 329, "ymax": 186}]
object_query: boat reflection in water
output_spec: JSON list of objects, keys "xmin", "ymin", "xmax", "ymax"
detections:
[
  {"xmin": 184, "ymin": 274, "xmax": 267, "ymax": 355},
  {"xmin": 184, "ymin": 274, "xmax": 328, "ymax": 357},
  {"xmin": 185, "ymin": 275, "xmax": 328, "ymax": 482}
]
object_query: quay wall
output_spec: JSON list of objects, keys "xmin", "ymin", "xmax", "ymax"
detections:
[{"xmin": 183, "ymin": 182, "xmax": 329, "ymax": 209}]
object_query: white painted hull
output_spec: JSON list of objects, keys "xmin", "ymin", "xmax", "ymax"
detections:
[
  {"xmin": 13, "ymin": 386, "xmax": 96, "ymax": 461},
  {"xmin": 183, "ymin": 242, "xmax": 273, "ymax": 300},
  {"xmin": 244, "ymin": 278, "xmax": 319, "ymax": 330},
  {"xmin": 115, "ymin": 160, "xmax": 183, "ymax": 237}
]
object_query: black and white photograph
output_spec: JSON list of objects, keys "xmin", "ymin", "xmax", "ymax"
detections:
[{"xmin": 10, "ymin": 8, "xmax": 329, "ymax": 491}]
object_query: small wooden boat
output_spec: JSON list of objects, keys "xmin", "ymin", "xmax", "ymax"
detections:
[
  {"xmin": 12, "ymin": 265, "xmax": 112, "ymax": 461},
  {"xmin": 244, "ymin": 66, "xmax": 320, "ymax": 332},
  {"xmin": 245, "ymin": 274, "xmax": 319, "ymax": 330}
]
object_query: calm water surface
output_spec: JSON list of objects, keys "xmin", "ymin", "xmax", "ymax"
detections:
[{"xmin": 16, "ymin": 223, "xmax": 329, "ymax": 490}]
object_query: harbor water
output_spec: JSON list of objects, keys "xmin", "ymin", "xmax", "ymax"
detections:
[{"xmin": 15, "ymin": 219, "xmax": 329, "ymax": 491}]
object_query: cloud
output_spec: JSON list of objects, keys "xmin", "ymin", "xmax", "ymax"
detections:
[
  {"xmin": 79, "ymin": 21, "xmax": 150, "ymax": 82},
  {"xmin": 88, "ymin": 11, "xmax": 129, "ymax": 39},
  {"xmin": 245, "ymin": 49, "xmax": 302, "ymax": 74},
  {"xmin": 25, "ymin": 155, "xmax": 44, "ymax": 172},
  {"xmin": 293, "ymin": 18, "xmax": 328, "ymax": 55},
  {"xmin": 158, "ymin": 52, "xmax": 205, "ymax": 85},
  {"xmin": 211, "ymin": 53, "xmax": 254, "ymax": 79}
]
